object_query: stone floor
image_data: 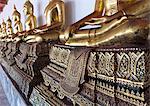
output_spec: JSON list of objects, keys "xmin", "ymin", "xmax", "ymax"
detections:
[{"xmin": 0, "ymin": 82, "xmax": 10, "ymax": 106}]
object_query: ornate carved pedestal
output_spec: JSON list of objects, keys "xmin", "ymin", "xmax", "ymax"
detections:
[
  {"xmin": 0, "ymin": 41, "xmax": 49, "ymax": 100},
  {"xmin": 13, "ymin": 41, "xmax": 49, "ymax": 98},
  {"xmin": 0, "ymin": 39, "xmax": 149, "ymax": 106},
  {"xmin": 11, "ymin": 64, "xmax": 32, "ymax": 98},
  {"xmin": 4, "ymin": 42, "xmax": 19, "ymax": 66},
  {"xmin": 0, "ymin": 41, "xmax": 8, "ymax": 58},
  {"xmin": 29, "ymin": 44, "xmax": 149, "ymax": 106},
  {"xmin": 30, "ymin": 44, "xmax": 94, "ymax": 106},
  {"xmin": 30, "ymin": 84, "xmax": 72, "ymax": 106},
  {"xmin": 87, "ymin": 47, "xmax": 150, "ymax": 106}
]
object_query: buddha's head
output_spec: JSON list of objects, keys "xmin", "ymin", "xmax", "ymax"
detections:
[
  {"xmin": 6, "ymin": 17, "xmax": 12, "ymax": 28},
  {"xmin": 23, "ymin": 0, "xmax": 34, "ymax": 15},
  {"xmin": 12, "ymin": 5, "xmax": 21, "ymax": 22}
]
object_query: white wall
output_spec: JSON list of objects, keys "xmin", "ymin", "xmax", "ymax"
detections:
[{"xmin": 0, "ymin": 0, "xmax": 95, "ymax": 30}]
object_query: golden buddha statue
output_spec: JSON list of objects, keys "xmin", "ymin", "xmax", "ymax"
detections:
[
  {"xmin": 60, "ymin": 0, "xmax": 150, "ymax": 46},
  {"xmin": 24, "ymin": 0, "xmax": 65, "ymax": 43},
  {"xmin": 6, "ymin": 17, "xmax": 13, "ymax": 35},
  {"xmin": 12, "ymin": 5, "xmax": 23, "ymax": 34},
  {"xmin": 22, "ymin": 0, "xmax": 41, "ymax": 43},
  {"xmin": 1, "ymin": 20, "xmax": 7, "ymax": 38},
  {"xmin": 0, "ymin": 24, "xmax": 4, "ymax": 41},
  {"xmin": 23, "ymin": 0, "xmax": 37, "ymax": 31},
  {"xmin": 0, "ymin": 24, "xmax": 3, "ymax": 41},
  {"xmin": 6, "ymin": 17, "xmax": 14, "ymax": 42}
]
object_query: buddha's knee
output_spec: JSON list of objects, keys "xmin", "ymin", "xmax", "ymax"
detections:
[{"xmin": 127, "ymin": 19, "xmax": 149, "ymax": 39}]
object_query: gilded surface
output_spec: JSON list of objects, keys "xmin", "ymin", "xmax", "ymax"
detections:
[
  {"xmin": 6, "ymin": 17, "xmax": 13, "ymax": 36},
  {"xmin": 0, "ymin": 0, "xmax": 149, "ymax": 106},
  {"xmin": 12, "ymin": 5, "xmax": 23, "ymax": 34},
  {"xmin": 22, "ymin": 0, "xmax": 65, "ymax": 43},
  {"xmin": 44, "ymin": 0, "xmax": 65, "ymax": 28},
  {"xmin": 1, "ymin": 20, "xmax": 6, "ymax": 38},
  {"xmin": 117, "ymin": 52, "xmax": 145, "ymax": 82},
  {"xmin": 23, "ymin": 0, "xmax": 37, "ymax": 31},
  {"xmin": 60, "ymin": 0, "xmax": 150, "ymax": 46},
  {"xmin": 38, "ymin": 47, "xmax": 149, "ymax": 106}
]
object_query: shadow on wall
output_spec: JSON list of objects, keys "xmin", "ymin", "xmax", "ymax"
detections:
[
  {"xmin": 37, "ymin": 1, "xmax": 44, "ymax": 26},
  {"xmin": 65, "ymin": 1, "xmax": 75, "ymax": 27}
]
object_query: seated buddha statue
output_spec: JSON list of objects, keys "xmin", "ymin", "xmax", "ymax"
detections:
[
  {"xmin": 23, "ymin": 0, "xmax": 37, "ymax": 31},
  {"xmin": 24, "ymin": 0, "xmax": 65, "ymax": 43},
  {"xmin": 6, "ymin": 17, "xmax": 14, "ymax": 42},
  {"xmin": 0, "ymin": 24, "xmax": 4, "ymax": 41},
  {"xmin": 60, "ymin": 0, "xmax": 150, "ymax": 46},
  {"xmin": 22, "ymin": 0, "xmax": 43, "ymax": 43},
  {"xmin": 12, "ymin": 5, "xmax": 23, "ymax": 34},
  {"xmin": 1, "ymin": 20, "xmax": 7, "ymax": 40},
  {"xmin": 6, "ymin": 17, "xmax": 13, "ymax": 35},
  {"xmin": 12, "ymin": 5, "xmax": 23, "ymax": 42}
]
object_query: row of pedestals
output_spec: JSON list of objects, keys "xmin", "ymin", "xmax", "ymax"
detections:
[{"xmin": 0, "ymin": 40, "xmax": 149, "ymax": 106}]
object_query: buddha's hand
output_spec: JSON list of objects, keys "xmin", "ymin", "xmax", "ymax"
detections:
[
  {"xmin": 59, "ymin": 24, "xmax": 79, "ymax": 42},
  {"xmin": 59, "ymin": 26, "xmax": 71, "ymax": 42}
]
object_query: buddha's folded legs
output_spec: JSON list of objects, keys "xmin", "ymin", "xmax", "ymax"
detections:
[
  {"xmin": 65, "ymin": 16, "xmax": 126, "ymax": 43},
  {"xmin": 90, "ymin": 18, "xmax": 149, "ymax": 46},
  {"xmin": 23, "ymin": 31, "xmax": 60, "ymax": 43},
  {"xmin": 66, "ymin": 18, "xmax": 149, "ymax": 46}
]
